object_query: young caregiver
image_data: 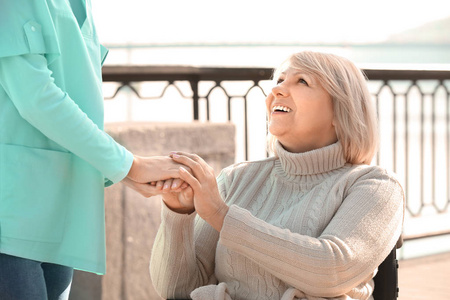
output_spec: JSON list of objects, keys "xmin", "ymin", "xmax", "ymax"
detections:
[{"xmin": 0, "ymin": 1, "xmax": 184, "ymax": 299}]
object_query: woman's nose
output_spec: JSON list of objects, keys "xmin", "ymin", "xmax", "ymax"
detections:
[{"xmin": 272, "ymin": 84, "xmax": 287, "ymax": 98}]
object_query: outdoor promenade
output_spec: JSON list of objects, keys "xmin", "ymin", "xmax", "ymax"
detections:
[{"xmin": 398, "ymin": 251, "xmax": 450, "ymax": 299}]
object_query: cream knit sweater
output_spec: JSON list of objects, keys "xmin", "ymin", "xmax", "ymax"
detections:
[{"xmin": 150, "ymin": 141, "xmax": 404, "ymax": 300}]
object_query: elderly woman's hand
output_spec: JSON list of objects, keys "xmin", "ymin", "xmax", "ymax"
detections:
[
  {"xmin": 160, "ymin": 184, "xmax": 195, "ymax": 214},
  {"xmin": 171, "ymin": 152, "xmax": 229, "ymax": 231},
  {"xmin": 145, "ymin": 178, "xmax": 193, "ymax": 214}
]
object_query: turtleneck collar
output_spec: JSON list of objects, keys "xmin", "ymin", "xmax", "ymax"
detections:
[{"xmin": 275, "ymin": 140, "xmax": 347, "ymax": 176}]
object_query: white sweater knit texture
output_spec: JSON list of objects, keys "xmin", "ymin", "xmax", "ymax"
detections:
[{"xmin": 150, "ymin": 141, "xmax": 404, "ymax": 300}]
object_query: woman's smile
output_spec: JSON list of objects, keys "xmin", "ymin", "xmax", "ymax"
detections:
[{"xmin": 271, "ymin": 105, "xmax": 292, "ymax": 113}]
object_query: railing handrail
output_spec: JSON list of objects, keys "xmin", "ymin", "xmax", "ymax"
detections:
[
  {"xmin": 102, "ymin": 65, "xmax": 275, "ymax": 82},
  {"xmin": 102, "ymin": 65, "xmax": 450, "ymax": 82}
]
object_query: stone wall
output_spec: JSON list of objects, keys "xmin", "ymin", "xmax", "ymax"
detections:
[{"xmin": 69, "ymin": 122, "xmax": 235, "ymax": 300}]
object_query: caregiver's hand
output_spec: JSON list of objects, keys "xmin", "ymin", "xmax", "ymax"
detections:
[
  {"xmin": 171, "ymin": 152, "xmax": 229, "ymax": 231},
  {"xmin": 123, "ymin": 155, "xmax": 189, "ymax": 197},
  {"xmin": 122, "ymin": 177, "xmax": 165, "ymax": 198}
]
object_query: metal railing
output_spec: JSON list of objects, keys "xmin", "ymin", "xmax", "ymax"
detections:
[{"xmin": 102, "ymin": 65, "xmax": 450, "ymax": 240}]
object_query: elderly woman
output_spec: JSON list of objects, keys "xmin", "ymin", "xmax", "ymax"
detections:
[{"xmin": 150, "ymin": 51, "xmax": 404, "ymax": 300}]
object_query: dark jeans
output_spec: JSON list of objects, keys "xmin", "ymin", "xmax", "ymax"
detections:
[{"xmin": 0, "ymin": 253, "xmax": 73, "ymax": 300}]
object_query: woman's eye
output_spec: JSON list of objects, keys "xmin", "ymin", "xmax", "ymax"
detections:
[
  {"xmin": 298, "ymin": 78, "xmax": 308, "ymax": 85},
  {"xmin": 276, "ymin": 79, "xmax": 284, "ymax": 85}
]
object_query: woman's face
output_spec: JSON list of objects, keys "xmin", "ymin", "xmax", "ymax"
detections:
[{"xmin": 266, "ymin": 66, "xmax": 338, "ymax": 153}]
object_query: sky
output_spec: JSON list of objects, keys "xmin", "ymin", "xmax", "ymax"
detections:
[{"xmin": 92, "ymin": 0, "xmax": 450, "ymax": 45}]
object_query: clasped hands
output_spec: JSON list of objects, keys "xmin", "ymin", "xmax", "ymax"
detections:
[{"xmin": 123, "ymin": 152, "xmax": 228, "ymax": 231}]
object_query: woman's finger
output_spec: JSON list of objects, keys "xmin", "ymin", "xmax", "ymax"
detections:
[
  {"xmin": 171, "ymin": 152, "xmax": 209, "ymax": 171},
  {"xmin": 162, "ymin": 178, "xmax": 173, "ymax": 193},
  {"xmin": 156, "ymin": 180, "xmax": 164, "ymax": 190},
  {"xmin": 171, "ymin": 154, "xmax": 206, "ymax": 181},
  {"xmin": 179, "ymin": 166, "xmax": 200, "ymax": 191},
  {"xmin": 170, "ymin": 151, "xmax": 203, "ymax": 163},
  {"xmin": 171, "ymin": 178, "xmax": 184, "ymax": 190},
  {"xmin": 171, "ymin": 152, "xmax": 214, "ymax": 176}
]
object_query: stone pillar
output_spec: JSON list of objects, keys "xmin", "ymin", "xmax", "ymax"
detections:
[{"xmin": 70, "ymin": 122, "xmax": 235, "ymax": 300}]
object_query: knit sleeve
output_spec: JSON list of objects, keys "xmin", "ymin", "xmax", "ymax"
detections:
[
  {"xmin": 150, "ymin": 201, "xmax": 220, "ymax": 299},
  {"xmin": 219, "ymin": 167, "xmax": 404, "ymax": 298}
]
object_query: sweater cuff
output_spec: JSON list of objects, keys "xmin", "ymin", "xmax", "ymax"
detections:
[{"xmin": 161, "ymin": 200, "xmax": 197, "ymax": 225}]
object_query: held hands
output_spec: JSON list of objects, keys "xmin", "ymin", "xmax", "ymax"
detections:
[
  {"xmin": 123, "ymin": 155, "xmax": 189, "ymax": 198},
  {"xmin": 124, "ymin": 153, "xmax": 229, "ymax": 231},
  {"xmin": 166, "ymin": 152, "xmax": 229, "ymax": 232}
]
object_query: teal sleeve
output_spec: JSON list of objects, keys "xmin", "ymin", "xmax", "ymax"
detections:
[{"xmin": 0, "ymin": 54, "xmax": 133, "ymax": 184}]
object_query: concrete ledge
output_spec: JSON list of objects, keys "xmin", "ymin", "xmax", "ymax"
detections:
[{"xmin": 70, "ymin": 122, "xmax": 235, "ymax": 300}]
